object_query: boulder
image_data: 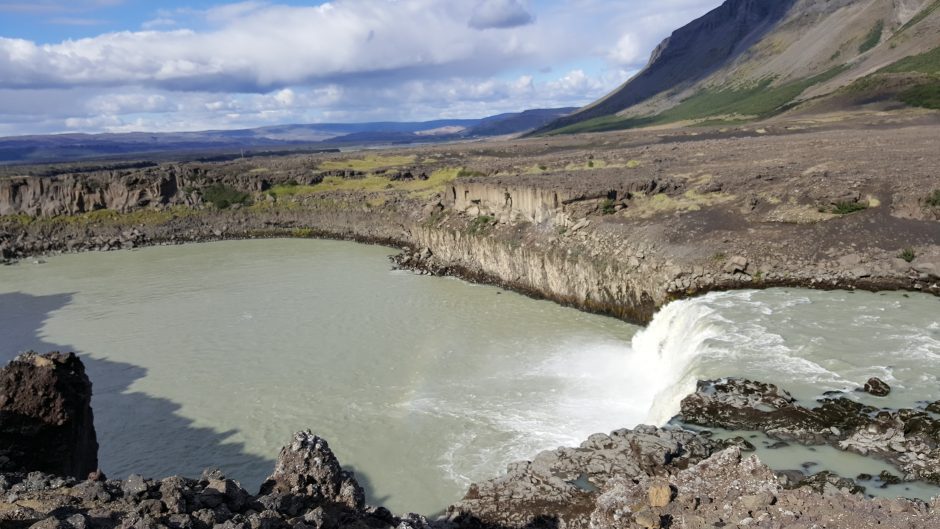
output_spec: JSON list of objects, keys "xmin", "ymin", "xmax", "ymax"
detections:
[
  {"xmin": 724, "ymin": 255, "xmax": 749, "ymax": 274},
  {"xmin": 863, "ymin": 377, "xmax": 891, "ymax": 397},
  {"xmin": 0, "ymin": 352, "xmax": 98, "ymax": 479}
]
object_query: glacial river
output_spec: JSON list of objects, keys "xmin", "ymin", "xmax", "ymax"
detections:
[{"xmin": 1, "ymin": 239, "xmax": 938, "ymax": 513}]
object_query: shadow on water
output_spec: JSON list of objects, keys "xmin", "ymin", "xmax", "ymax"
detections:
[
  {"xmin": 1, "ymin": 291, "xmax": 367, "ymax": 496},
  {"xmin": 0, "ymin": 291, "xmax": 387, "ymax": 504}
]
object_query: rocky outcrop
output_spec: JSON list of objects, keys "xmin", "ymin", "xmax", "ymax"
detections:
[
  {"xmin": 0, "ymin": 432, "xmax": 415, "ymax": 529},
  {"xmin": 258, "ymin": 431, "xmax": 366, "ymax": 514},
  {"xmin": 591, "ymin": 447, "xmax": 940, "ymax": 529},
  {"xmin": 680, "ymin": 378, "xmax": 940, "ymax": 484},
  {"xmin": 0, "ymin": 352, "xmax": 98, "ymax": 479},
  {"xmin": 445, "ymin": 426, "xmax": 721, "ymax": 529}
]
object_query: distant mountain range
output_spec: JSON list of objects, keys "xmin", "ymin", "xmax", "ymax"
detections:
[
  {"xmin": 538, "ymin": 0, "xmax": 940, "ymax": 134},
  {"xmin": 0, "ymin": 108, "xmax": 576, "ymax": 165}
]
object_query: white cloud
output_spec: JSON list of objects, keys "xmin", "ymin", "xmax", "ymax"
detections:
[{"xmin": 0, "ymin": 0, "xmax": 725, "ymax": 134}]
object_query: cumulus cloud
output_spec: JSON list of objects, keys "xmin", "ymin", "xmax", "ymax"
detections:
[
  {"xmin": 0, "ymin": 0, "xmax": 726, "ymax": 134},
  {"xmin": 469, "ymin": 0, "xmax": 534, "ymax": 30},
  {"xmin": 0, "ymin": 0, "xmax": 559, "ymax": 93}
]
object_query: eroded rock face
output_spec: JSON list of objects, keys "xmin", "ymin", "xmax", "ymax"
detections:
[
  {"xmin": 0, "ymin": 352, "xmax": 98, "ymax": 479},
  {"xmin": 680, "ymin": 378, "xmax": 940, "ymax": 484}
]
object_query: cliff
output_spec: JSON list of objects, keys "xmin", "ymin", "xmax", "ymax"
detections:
[{"xmin": 2, "ymin": 123, "xmax": 939, "ymax": 323}]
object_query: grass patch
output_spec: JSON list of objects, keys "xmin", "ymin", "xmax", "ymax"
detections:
[
  {"xmin": 858, "ymin": 20, "xmax": 884, "ymax": 53},
  {"xmin": 927, "ymin": 189, "xmax": 940, "ymax": 207},
  {"xmin": 882, "ymin": 46, "xmax": 940, "ymax": 75},
  {"xmin": 899, "ymin": 248, "xmax": 917, "ymax": 263},
  {"xmin": 319, "ymin": 154, "xmax": 415, "ymax": 171},
  {"xmin": 550, "ymin": 67, "xmax": 848, "ymax": 134},
  {"xmin": 601, "ymin": 199, "xmax": 616, "ymax": 215},
  {"xmin": 202, "ymin": 184, "xmax": 251, "ymax": 209},
  {"xmin": 468, "ymin": 215, "xmax": 495, "ymax": 234},
  {"xmin": 457, "ymin": 168, "xmax": 487, "ymax": 178},
  {"xmin": 268, "ymin": 167, "xmax": 460, "ymax": 199},
  {"xmin": 831, "ymin": 201, "xmax": 869, "ymax": 215},
  {"xmin": 898, "ymin": 82, "xmax": 940, "ymax": 109},
  {"xmin": 624, "ymin": 190, "xmax": 735, "ymax": 219}
]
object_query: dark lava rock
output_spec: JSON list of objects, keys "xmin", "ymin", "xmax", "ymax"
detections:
[
  {"xmin": 926, "ymin": 401, "xmax": 940, "ymax": 414},
  {"xmin": 0, "ymin": 352, "xmax": 98, "ymax": 479},
  {"xmin": 259, "ymin": 431, "xmax": 365, "ymax": 512},
  {"xmin": 679, "ymin": 378, "xmax": 940, "ymax": 485},
  {"xmin": 863, "ymin": 377, "xmax": 891, "ymax": 397},
  {"xmin": 446, "ymin": 425, "xmax": 721, "ymax": 529}
]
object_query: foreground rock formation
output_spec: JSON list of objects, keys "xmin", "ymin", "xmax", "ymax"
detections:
[
  {"xmin": 0, "ymin": 352, "xmax": 98, "ymax": 479},
  {"xmin": 3, "ymin": 353, "xmax": 940, "ymax": 529}
]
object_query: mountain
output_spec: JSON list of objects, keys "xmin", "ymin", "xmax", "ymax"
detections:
[
  {"xmin": 0, "ymin": 108, "xmax": 575, "ymax": 165},
  {"xmin": 538, "ymin": 0, "xmax": 940, "ymax": 134}
]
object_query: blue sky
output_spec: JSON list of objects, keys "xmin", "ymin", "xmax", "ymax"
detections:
[{"xmin": 0, "ymin": 0, "xmax": 722, "ymax": 135}]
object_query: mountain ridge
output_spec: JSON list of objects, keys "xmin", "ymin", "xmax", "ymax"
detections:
[
  {"xmin": 538, "ymin": 0, "xmax": 940, "ymax": 134},
  {"xmin": 0, "ymin": 108, "xmax": 576, "ymax": 165}
]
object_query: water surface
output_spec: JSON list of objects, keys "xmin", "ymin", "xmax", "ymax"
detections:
[{"xmin": 1, "ymin": 240, "xmax": 939, "ymax": 512}]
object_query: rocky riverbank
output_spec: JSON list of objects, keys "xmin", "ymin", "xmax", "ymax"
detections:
[
  {"xmin": 3, "ymin": 123, "xmax": 940, "ymax": 323},
  {"xmin": 4, "ymin": 353, "xmax": 940, "ymax": 529}
]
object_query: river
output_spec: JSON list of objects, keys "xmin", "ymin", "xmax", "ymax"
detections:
[{"xmin": 1, "ymin": 239, "xmax": 938, "ymax": 513}]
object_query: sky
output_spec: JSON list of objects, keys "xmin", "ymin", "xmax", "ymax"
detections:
[{"xmin": 0, "ymin": 0, "xmax": 723, "ymax": 135}]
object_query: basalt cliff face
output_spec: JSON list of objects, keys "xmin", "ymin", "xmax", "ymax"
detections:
[{"xmin": 2, "ymin": 124, "xmax": 940, "ymax": 323}]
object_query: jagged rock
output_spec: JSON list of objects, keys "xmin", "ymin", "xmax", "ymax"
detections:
[
  {"xmin": 259, "ymin": 431, "xmax": 365, "ymax": 512},
  {"xmin": 0, "ymin": 352, "xmax": 98, "ymax": 479},
  {"xmin": 864, "ymin": 377, "xmax": 891, "ymax": 397},
  {"xmin": 680, "ymin": 378, "xmax": 940, "ymax": 484},
  {"xmin": 446, "ymin": 425, "xmax": 720, "ymax": 529},
  {"xmin": 927, "ymin": 401, "xmax": 940, "ymax": 414},
  {"xmin": 724, "ymin": 255, "xmax": 749, "ymax": 274}
]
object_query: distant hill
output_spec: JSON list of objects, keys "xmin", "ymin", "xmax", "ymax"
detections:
[
  {"xmin": 0, "ymin": 108, "xmax": 575, "ymax": 165},
  {"xmin": 538, "ymin": 0, "xmax": 940, "ymax": 134}
]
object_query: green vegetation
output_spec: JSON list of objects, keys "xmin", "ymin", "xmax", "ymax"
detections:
[
  {"xmin": 899, "ymin": 83, "xmax": 940, "ymax": 109},
  {"xmin": 202, "ymin": 184, "xmax": 251, "ymax": 209},
  {"xmin": 897, "ymin": 0, "xmax": 940, "ymax": 34},
  {"xmin": 267, "ymin": 182, "xmax": 320, "ymax": 197},
  {"xmin": 457, "ymin": 168, "xmax": 487, "ymax": 178},
  {"xmin": 601, "ymin": 199, "xmax": 616, "ymax": 215},
  {"xmin": 319, "ymin": 154, "xmax": 416, "ymax": 171},
  {"xmin": 858, "ymin": 20, "xmax": 884, "ymax": 54},
  {"xmin": 927, "ymin": 189, "xmax": 940, "ymax": 207},
  {"xmin": 881, "ymin": 46, "xmax": 940, "ymax": 75},
  {"xmin": 550, "ymin": 67, "xmax": 848, "ymax": 135},
  {"xmin": 831, "ymin": 201, "xmax": 869, "ymax": 215},
  {"xmin": 899, "ymin": 248, "xmax": 917, "ymax": 263},
  {"xmin": 267, "ymin": 168, "xmax": 460, "ymax": 199},
  {"xmin": 468, "ymin": 215, "xmax": 495, "ymax": 234},
  {"xmin": 292, "ymin": 227, "xmax": 315, "ymax": 238}
]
